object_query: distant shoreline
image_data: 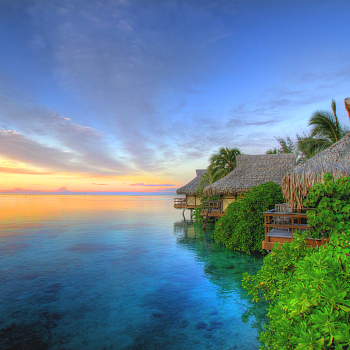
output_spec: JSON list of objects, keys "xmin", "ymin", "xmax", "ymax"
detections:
[{"xmin": 0, "ymin": 192, "xmax": 176, "ymax": 196}]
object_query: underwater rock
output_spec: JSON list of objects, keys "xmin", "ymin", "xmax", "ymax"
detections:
[
  {"xmin": 44, "ymin": 283, "xmax": 61, "ymax": 294},
  {"xmin": 207, "ymin": 319, "xmax": 224, "ymax": 331},
  {"xmin": 0, "ymin": 321, "xmax": 52, "ymax": 350},
  {"xmin": 195, "ymin": 321, "xmax": 207, "ymax": 330},
  {"xmin": 179, "ymin": 320, "xmax": 189, "ymax": 329}
]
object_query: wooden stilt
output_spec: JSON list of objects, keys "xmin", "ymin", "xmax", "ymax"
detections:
[{"xmin": 203, "ymin": 210, "xmax": 210, "ymax": 230}]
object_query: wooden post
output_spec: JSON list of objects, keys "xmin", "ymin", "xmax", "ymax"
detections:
[{"xmin": 264, "ymin": 213, "xmax": 270, "ymax": 242}]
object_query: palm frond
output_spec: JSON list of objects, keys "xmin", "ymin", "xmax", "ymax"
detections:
[
  {"xmin": 297, "ymin": 135, "xmax": 332, "ymax": 159},
  {"xmin": 309, "ymin": 111, "xmax": 340, "ymax": 143}
]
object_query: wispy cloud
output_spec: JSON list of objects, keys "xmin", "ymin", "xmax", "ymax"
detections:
[
  {"xmin": 0, "ymin": 166, "xmax": 52, "ymax": 175},
  {"xmin": 0, "ymin": 186, "xmax": 71, "ymax": 194},
  {"xmin": 129, "ymin": 183, "xmax": 174, "ymax": 187},
  {"xmin": 0, "ymin": 94, "xmax": 130, "ymax": 175},
  {"xmin": 1, "ymin": 0, "xmax": 350, "ymax": 187},
  {"xmin": 0, "ymin": 129, "xmax": 126, "ymax": 175},
  {"xmin": 18, "ymin": 0, "xmax": 233, "ymax": 172}
]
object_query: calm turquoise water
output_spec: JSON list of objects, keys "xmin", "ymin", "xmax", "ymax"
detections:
[{"xmin": 0, "ymin": 195, "xmax": 267, "ymax": 350}]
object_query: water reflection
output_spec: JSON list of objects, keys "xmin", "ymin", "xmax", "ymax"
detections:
[
  {"xmin": 0, "ymin": 196, "xmax": 266, "ymax": 349},
  {"xmin": 173, "ymin": 220, "xmax": 268, "ymax": 333}
]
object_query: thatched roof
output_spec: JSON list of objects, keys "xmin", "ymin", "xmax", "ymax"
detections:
[
  {"xmin": 176, "ymin": 169, "xmax": 206, "ymax": 195},
  {"xmin": 203, "ymin": 154, "xmax": 296, "ymax": 196},
  {"xmin": 282, "ymin": 133, "xmax": 350, "ymax": 208}
]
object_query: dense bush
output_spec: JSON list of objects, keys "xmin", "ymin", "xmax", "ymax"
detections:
[
  {"xmin": 304, "ymin": 173, "xmax": 350, "ymax": 239},
  {"xmin": 242, "ymin": 231, "xmax": 310, "ymax": 302},
  {"xmin": 242, "ymin": 230, "xmax": 350, "ymax": 349},
  {"xmin": 214, "ymin": 182, "xmax": 284, "ymax": 254},
  {"xmin": 242, "ymin": 175, "xmax": 350, "ymax": 349}
]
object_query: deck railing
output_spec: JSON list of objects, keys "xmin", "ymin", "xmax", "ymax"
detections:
[
  {"xmin": 262, "ymin": 208, "xmax": 329, "ymax": 251},
  {"xmin": 201, "ymin": 200, "xmax": 222, "ymax": 215},
  {"xmin": 263, "ymin": 208, "xmax": 311, "ymax": 235},
  {"xmin": 174, "ymin": 197, "xmax": 187, "ymax": 207}
]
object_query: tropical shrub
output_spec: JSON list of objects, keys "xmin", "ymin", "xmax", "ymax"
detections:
[
  {"xmin": 242, "ymin": 231, "xmax": 310, "ymax": 302},
  {"xmin": 304, "ymin": 173, "xmax": 350, "ymax": 239},
  {"xmin": 214, "ymin": 182, "xmax": 284, "ymax": 254},
  {"xmin": 243, "ymin": 177, "xmax": 350, "ymax": 349},
  {"xmin": 242, "ymin": 230, "xmax": 350, "ymax": 349}
]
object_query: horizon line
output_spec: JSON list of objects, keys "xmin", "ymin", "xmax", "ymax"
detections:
[{"xmin": 0, "ymin": 190, "xmax": 177, "ymax": 196}]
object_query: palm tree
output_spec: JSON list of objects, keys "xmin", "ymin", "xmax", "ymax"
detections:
[
  {"xmin": 207, "ymin": 147, "xmax": 242, "ymax": 183},
  {"xmin": 297, "ymin": 100, "xmax": 348, "ymax": 159}
]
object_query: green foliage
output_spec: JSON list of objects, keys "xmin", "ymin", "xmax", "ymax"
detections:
[
  {"xmin": 214, "ymin": 182, "xmax": 284, "ymax": 254},
  {"xmin": 242, "ymin": 231, "xmax": 310, "ymax": 302},
  {"xmin": 195, "ymin": 172, "xmax": 211, "ymax": 197},
  {"xmin": 243, "ymin": 176, "xmax": 350, "ymax": 349},
  {"xmin": 242, "ymin": 230, "xmax": 350, "ymax": 349},
  {"xmin": 266, "ymin": 147, "xmax": 277, "ymax": 154},
  {"xmin": 267, "ymin": 136, "xmax": 296, "ymax": 154},
  {"xmin": 304, "ymin": 173, "xmax": 350, "ymax": 239},
  {"xmin": 192, "ymin": 205, "xmax": 205, "ymax": 222}
]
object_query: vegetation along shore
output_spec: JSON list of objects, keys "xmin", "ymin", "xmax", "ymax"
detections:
[{"xmin": 175, "ymin": 98, "xmax": 350, "ymax": 349}]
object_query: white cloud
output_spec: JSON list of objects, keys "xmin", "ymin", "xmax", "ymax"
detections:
[{"xmin": 0, "ymin": 97, "xmax": 129, "ymax": 175}]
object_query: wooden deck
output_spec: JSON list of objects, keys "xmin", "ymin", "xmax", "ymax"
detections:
[
  {"xmin": 262, "ymin": 208, "xmax": 326, "ymax": 251},
  {"xmin": 174, "ymin": 197, "xmax": 187, "ymax": 208},
  {"xmin": 173, "ymin": 197, "xmax": 200, "ymax": 209},
  {"xmin": 200, "ymin": 200, "xmax": 224, "ymax": 218}
]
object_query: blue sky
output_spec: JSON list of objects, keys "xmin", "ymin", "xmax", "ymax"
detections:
[{"xmin": 0, "ymin": 0, "xmax": 350, "ymax": 192}]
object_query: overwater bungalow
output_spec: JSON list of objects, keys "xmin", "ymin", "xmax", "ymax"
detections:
[
  {"xmin": 174, "ymin": 169, "xmax": 206, "ymax": 210},
  {"xmin": 202, "ymin": 154, "xmax": 296, "ymax": 218},
  {"xmin": 262, "ymin": 133, "xmax": 350, "ymax": 251}
]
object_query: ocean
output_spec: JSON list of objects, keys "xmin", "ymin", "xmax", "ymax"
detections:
[{"xmin": 0, "ymin": 195, "xmax": 267, "ymax": 349}]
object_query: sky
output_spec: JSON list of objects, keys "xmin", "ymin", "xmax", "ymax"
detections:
[{"xmin": 0, "ymin": 0, "xmax": 350, "ymax": 194}]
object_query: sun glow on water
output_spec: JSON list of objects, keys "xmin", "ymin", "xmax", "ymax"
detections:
[{"xmin": 0, "ymin": 195, "xmax": 267, "ymax": 349}]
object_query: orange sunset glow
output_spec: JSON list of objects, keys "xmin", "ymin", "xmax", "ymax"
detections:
[
  {"xmin": 1, "ymin": 1, "xmax": 349, "ymax": 195},
  {"xmin": 0, "ymin": 143, "xmax": 179, "ymax": 193},
  {"xmin": 0, "ymin": 171, "xmax": 177, "ymax": 193}
]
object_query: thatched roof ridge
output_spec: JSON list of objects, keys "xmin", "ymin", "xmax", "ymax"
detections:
[
  {"xmin": 282, "ymin": 133, "xmax": 350, "ymax": 208},
  {"xmin": 203, "ymin": 154, "xmax": 296, "ymax": 196},
  {"xmin": 176, "ymin": 169, "xmax": 206, "ymax": 195}
]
